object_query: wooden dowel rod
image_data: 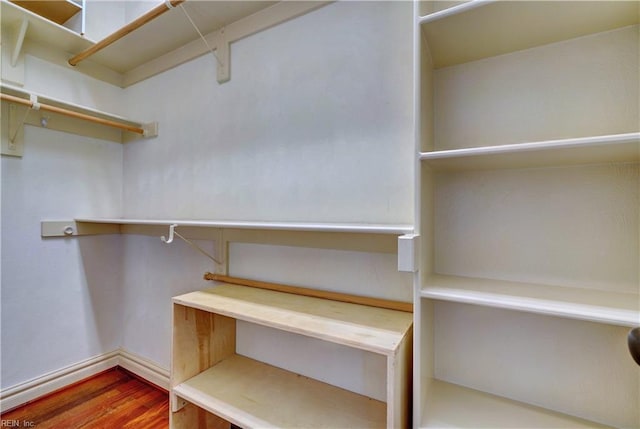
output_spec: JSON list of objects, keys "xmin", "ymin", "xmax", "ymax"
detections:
[
  {"xmin": 1, "ymin": 93, "xmax": 31, "ymax": 106},
  {"xmin": 0, "ymin": 93, "xmax": 145, "ymax": 134},
  {"xmin": 204, "ymin": 273, "xmax": 413, "ymax": 313},
  {"xmin": 68, "ymin": 0, "xmax": 186, "ymax": 66}
]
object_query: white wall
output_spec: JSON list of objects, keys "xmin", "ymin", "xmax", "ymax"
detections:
[
  {"xmin": 122, "ymin": 1, "xmax": 414, "ymax": 223},
  {"xmin": 117, "ymin": 0, "xmax": 414, "ymax": 392},
  {"xmin": 0, "ymin": 127, "xmax": 123, "ymax": 389},
  {"xmin": 0, "ymin": 56, "xmax": 124, "ymax": 390},
  {"xmin": 1, "ymin": 0, "xmax": 414, "ymax": 398}
]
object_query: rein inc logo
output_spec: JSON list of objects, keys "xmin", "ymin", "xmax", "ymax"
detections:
[{"xmin": 1, "ymin": 420, "xmax": 35, "ymax": 427}]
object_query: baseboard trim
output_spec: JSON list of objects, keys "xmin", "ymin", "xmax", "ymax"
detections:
[
  {"xmin": 0, "ymin": 349, "xmax": 169, "ymax": 412},
  {"xmin": 118, "ymin": 349, "xmax": 170, "ymax": 391}
]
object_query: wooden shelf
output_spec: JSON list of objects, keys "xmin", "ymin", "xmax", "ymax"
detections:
[
  {"xmin": 73, "ymin": 217, "xmax": 414, "ymax": 235},
  {"xmin": 174, "ymin": 284, "xmax": 413, "ymax": 355},
  {"xmin": 174, "ymin": 354, "xmax": 387, "ymax": 429},
  {"xmin": 172, "ymin": 285, "xmax": 412, "ymax": 428},
  {"xmin": 420, "ymin": 133, "xmax": 640, "ymax": 171},
  {"xmin": 421, "ymin": 275, "xmax": 639, "ymax": 328},
  {"xmin": 10, "ymin": 0, "xmax": 80, "ymax": 25},
  {"xmin": 420, "ymin": 0, "xmax": 640, "ymax": 69},
  {"xmin": 420, "ymin": 379, "xmax": 609, "ymax": 429}
]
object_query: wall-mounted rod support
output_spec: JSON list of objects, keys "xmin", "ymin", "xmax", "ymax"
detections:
[
  {"xmin": 68, "ymin": 0, "xmax": 186, "ymax": 66},
  {"xmin": 161, "ymin": 223, "xmax": 177, "ymax": 243},
  {"xmin": 161, "ymin": 224, "xmax": 222, "ymax": 265},
  {"xmin": 0, "ymin": 93, "xmax": 146, "ymax": 135}
]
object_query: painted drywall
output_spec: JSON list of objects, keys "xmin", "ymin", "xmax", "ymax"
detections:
[
  {"xmin": 122, "ymin": 1, "xmax": 414, "ymax": 223},
  {"xmin": 119, "ymin": 234, "xmax": 214, "ymax": 368},
  {"xmin": 0, "ymin": 55, "xmax": 124, "ymax": 390},
  {"xmin": 0, "ymin": 126, "xmax": 123, "ymax": 389},
  {"xmin": 117, "ymin": 0, "xmax": 414, "ymax": 391}
]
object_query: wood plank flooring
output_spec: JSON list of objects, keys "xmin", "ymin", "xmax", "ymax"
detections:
[{"xmin": 1, "ymin": 367, "xmax": 169, "ymax": 428}]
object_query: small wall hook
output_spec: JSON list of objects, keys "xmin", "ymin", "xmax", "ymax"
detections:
[{"xmin": 161, "ymin": 223, "xmax": 178, "ymax": 244}]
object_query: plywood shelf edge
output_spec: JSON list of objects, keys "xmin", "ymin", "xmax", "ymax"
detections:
[{"xmin": 419, "ymin": 132, "xmax": 640, "ymax": 170}]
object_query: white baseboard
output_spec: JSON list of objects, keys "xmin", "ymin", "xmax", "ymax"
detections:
[
  {"xmin": 0, "ymin": 349, "xmax": 170, "ymax": 412},
  {"xmin": 117, "ymin": 349, "xmax": 170, "ymax": 391}
]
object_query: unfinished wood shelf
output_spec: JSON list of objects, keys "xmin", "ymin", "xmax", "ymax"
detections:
[
  {"xmin": 171, "ymin": 283, "xmax": 412, "ymax": 429},
  {"xmin": 174, "ymin": 355, "xmax": 386, "ymax": 429}
]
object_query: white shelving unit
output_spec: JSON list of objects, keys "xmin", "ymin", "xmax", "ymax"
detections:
[
  {"xmin": 414, "ymin": 1, "xmax": 640, "ymax": 428},
  {"xmin": 171, "ymin": 283, "xmax": 413, "ymax": 429}
]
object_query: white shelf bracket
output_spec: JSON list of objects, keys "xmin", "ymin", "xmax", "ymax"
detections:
[
  {"xmin": 397, "ymin": 234, "xmax": 419, "ymax": 273},
  {"xmin": 11, "ymin": 18, "xmax": 29, "ymax": 67},
  {"xmin": 1, "ymin": 102, "xmax": 28, "ymax": 157},
  {"xmin": 216, "ymin": 29, "xmax": 230, "ymax": 84},
  {"xmin": 161, "ymin": 224, "xmax": 223, "ymax": 265}
]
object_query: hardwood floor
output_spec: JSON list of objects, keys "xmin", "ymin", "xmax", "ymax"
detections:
[{"xmin": 1, "ymin": 367, "xmax": 169, "ymax": 428}]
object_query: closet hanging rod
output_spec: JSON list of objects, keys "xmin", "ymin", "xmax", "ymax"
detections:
[
  {"xmin": 68, "ymin": 0, "xmax": 186, "ymax": 66},
  {"xmin": 0, "ymin": 93, "xmax": 145, "ymax": 135}
]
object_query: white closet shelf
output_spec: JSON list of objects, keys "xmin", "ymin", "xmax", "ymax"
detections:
[
  {"xmin": 71, "ymin": 218, "xmax": 414, "ymax": 235},
  {"xmin": 174, "ymin": 354, "xmax": 387, "ymax": 429},
  {"xmin": 420, "ymin": 379, "xmax": 610, "ymax": 429},
  {"xmin": 419, "ymin": 133, "xmax": 640, "ymax": 170},
  {"xmin": 1, "ymin": 0, "xmax": 330, "ymax": 87},
  {"xmin": 420, "ymin": 0, "xmax": 640, "ymax": 69},
  {"xmin": 422, "ymin": 275, "xmax": 639, "ymax": 327},
  {"xmin": 174, "ymin": 284, "xmax": 413, "ymax": 355}
]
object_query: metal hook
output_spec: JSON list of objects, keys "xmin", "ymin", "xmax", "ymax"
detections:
[{"xmin": 161, "ymin": 223, "xmax": 178, "ymax": 244}]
